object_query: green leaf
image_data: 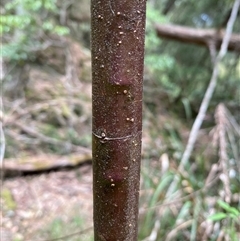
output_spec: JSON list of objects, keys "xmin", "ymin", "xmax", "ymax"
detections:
[
  {"xmin": 229, "ymin": 213, "xmax": 240, "ymax": 221},
  {"xmin": 44, "ymin": 0, "xmax": 57, "ymax": 11},
  {"xmin": 217, "ymin": 200, "xmax": 231, "ymax": 210},
  {"xmin": 228, "ymin": 207, "xmax": 240, "ymax": 216},
  {"xmin": 150, "ymin": 173, "xmax": 174, "ymax": 208},
  {"xmin": 5, "ymin": 0, "xmax": 18, "ymax": 11},
  {"xmin": 208, "ymin": 212, "xmax": 228, "ymax": 221},
  {"xmin": 176, "ymin": 201, "xmax": 192, "ymax": 221},
  {"xmin": 53, "ymin": 26, "xmax": 70, "ymax": 35},
  {"xmin": 42, "ymin": 21, "xmax": 54, "ymax": 31},
  {"xmin": 217, "ymin": 200, "xmax": 239, "ymax": 216},
  {"xmin": 0, "ymin": 15, "xmax": 31, "ymax": 29}
]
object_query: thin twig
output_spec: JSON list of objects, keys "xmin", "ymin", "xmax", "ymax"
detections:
[
  {"xmin": 204, "ymin": 163, "xmax": 219, "ymax": 187},
  {"xmin": 165, "ymin": 219, "xmax": 193, "ymax": 241}
]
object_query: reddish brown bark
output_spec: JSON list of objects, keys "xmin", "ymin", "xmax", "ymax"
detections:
[
  {"xmin": 155, "ymin": 24, "xmax": 240, "ymax": 52},
  {"xmin": 91, "ymin": 0, "xmax": 146, "ymax": 240}
]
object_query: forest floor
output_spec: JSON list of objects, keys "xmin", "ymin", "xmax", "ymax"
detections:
[{"xmin": 1, "ymin": 165, "xmax": 94, "ymax": 241}]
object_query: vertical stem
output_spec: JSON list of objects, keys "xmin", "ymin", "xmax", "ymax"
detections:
[{"xmin": 91, "ymin": 1, "xmax": 146, "ymax": 240}]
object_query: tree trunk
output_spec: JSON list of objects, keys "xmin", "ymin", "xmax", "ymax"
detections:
[
  {"xmin": 91, "ymin": 1, "xmax": 146, "ymax": 240},
  {"xmin": 155, "ymin": 24, "xmax": 240, "ymax": 52}
]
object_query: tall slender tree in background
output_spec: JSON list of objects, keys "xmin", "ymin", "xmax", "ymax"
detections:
[{"xmin": 91, "ymin": 0, "xmax": 146, "ymax": 240}]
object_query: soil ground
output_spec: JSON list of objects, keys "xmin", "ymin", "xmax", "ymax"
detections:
[{"xmin": 1, "ymin": 164, "xmax": 94, "ymax": 241}]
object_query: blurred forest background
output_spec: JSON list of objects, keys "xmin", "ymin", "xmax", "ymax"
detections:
[{"xmin": 1, "ymin": 0, "xmax": 240, "ymax": 240}]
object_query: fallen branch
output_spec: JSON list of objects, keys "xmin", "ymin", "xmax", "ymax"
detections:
[
  {"xmin": 155, "ymin": 24, "xmax": 240, "ymax": 52},
  {"xmin": 2, "ymin": 152, "xmax": 92, "ymax": 177}
]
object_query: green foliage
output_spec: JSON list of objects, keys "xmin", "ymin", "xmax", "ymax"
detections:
[
  {"xmin": 208, "ymin": 200, "xmax": 240, "ymax": 221},
  {"xmin": 144, "ymin": 0, "xmax": 239, "ymax": 118},
  {"xmin": 144, "ymin": 172, "xmax": 174, "ymax": 227},
  {"xmin": 1, "ymin": 0, "xmax": 69, "ymax": 62},
  {"xmin": 0, "ymin": 15, "xmax": 31, "ymax": 31},
  {"xmin": 163, "ymin": 123, "xmax": 183, "ymax": 158},
  {"xmin": 145, "ymin": 3, "xmax": 210, "ymax": 106},
  {"xmin": 43, "ymin": 216, "xmax": 93, "ymax": 241},
  {"xmin": 214, "ymin": 56, "xmax": 240, "ymax": 106},
  {"xmin": 67, "ymin": 129, "xmax": 91, "ymax": 147},
  {"xmin": 145, "ymin": 3, "xmax": 168, "ymax": 51},
  {"xmin": 145, "ymin": 3, "xmax": 179, "ymax": 101},
  {"xmin": 208, "ymin": 200, "xmax": 240, "ymax": 241}
]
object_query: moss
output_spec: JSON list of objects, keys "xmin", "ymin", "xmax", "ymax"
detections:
[
  {"xmin": 40, "ymin": 123, "xmax": 62, "ymax": 139},
  {"xmin": 1, "ymin": 188, "xmax": 17, "ymax": 210}
]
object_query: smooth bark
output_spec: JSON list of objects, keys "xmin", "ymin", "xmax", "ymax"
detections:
[{"xmin": 91, "ymin": 1, "xmax": 146, "ymax": 240}]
